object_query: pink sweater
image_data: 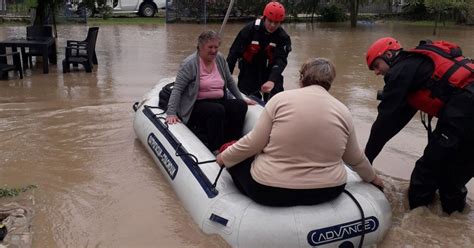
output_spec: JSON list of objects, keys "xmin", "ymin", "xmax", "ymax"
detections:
[{"xmin": 221, "ymin": 85, "xmax": 376, "ymax": 189}]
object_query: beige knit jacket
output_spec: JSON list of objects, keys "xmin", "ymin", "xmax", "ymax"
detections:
[{"xmin": 221, "ymin": 85, "xmax": 376, "ymax": 189}]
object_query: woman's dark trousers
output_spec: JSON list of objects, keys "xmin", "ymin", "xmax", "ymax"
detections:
[
  {"xmin": 228, "ymin": 157, "xmax": 345, "ymax": 207},
  {"xmin": 187, "ymin": 98, "xmax": 247, "ymax": 151}
]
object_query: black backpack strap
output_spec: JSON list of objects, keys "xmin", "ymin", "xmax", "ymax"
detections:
[
  {"xmin": 254, "ymin": 18, "xmax": 261, "ymax": 30},
  {"xmin": 250, "ymin": 18, "xmax": 262, "ymax": 42},
  {"xmin": 420, "ymin": 112, "xmax": 433, "ymax": 140},
  {"xmin": 465, "ymin": 83, "xmax": 474, "ymax": 94}
]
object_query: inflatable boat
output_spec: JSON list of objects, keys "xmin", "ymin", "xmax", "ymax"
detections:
[{"xmin": 133, "ymin": 78, "xmax": 392, "ymax": 247}]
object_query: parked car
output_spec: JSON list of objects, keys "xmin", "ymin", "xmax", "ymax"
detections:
[{"xmin": 76, "ymin": 0, "xmax": 172, "ymax": 17}]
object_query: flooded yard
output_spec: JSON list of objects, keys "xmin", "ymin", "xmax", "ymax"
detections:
[{"xmin": 0, "ymin": 22, "xmax": 473, "ymax": 247}]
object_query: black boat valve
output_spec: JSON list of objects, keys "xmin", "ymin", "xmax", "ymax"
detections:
[{"xmin": 132, "ymin": 102, "xmax": 139, "ymax": 112}]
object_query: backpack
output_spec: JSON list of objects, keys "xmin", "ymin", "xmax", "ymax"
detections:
[
  {"xmin": 410, "ymin": 40, "xmax": 473, "ymax": 89},
  {"xmin": 158, "ymin": 82, "xmax": 174, "ymax": 111},
  {"xmin": 407, "ymin": 40, "xmax": 474, "ymax": 117}
]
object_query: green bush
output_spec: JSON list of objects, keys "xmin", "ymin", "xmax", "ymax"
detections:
[
  {"xmin": 100, "ymin": 6, "xmax": 113, "ymax": 20},
  {"xmin": 26, "ymin": 0, "xmax": 38, "ymax": 8},
  {"xmin": 319, "ymin": 4, "xmax": 347, "ymax": 22}
]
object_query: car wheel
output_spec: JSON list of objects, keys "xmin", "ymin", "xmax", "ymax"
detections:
[
  {"xmin": 140, "ymin": 3, "xmax": 156, "ymax": 17},
  {"xmin": 77, "ymin": 6, "xmax": 94, "ymax": 17}
]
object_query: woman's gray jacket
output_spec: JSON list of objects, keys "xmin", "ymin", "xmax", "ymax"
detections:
[{"xmin": 166, "ymin": 52, "xmax": 244, "ymax": 123}]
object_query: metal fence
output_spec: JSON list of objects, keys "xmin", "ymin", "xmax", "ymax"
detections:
[
  {"xmin": 0, "ymin": 0, "xmax": 5, "ymax": 15},
  {"xmin": 359, "ymin": 0, "xmax": 404, "ymax": 14},
  {"xmin": 165, "ymin": 0, "xmax": 266, "ymax": 23},
  {"xmin": 0, "ymin": 0, "xmax": 32, "ymax": 16},
  {"xmin": 0, "ymin": 0, "xmax": 410, "ymax": 23},
  {"xmin": 164, "ymin": 0, "xmax": 407, "ymax": 23}
]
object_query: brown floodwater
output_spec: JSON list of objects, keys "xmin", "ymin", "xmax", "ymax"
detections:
[{"xmin": 0, "ymin": 22, "xmax": 473, "ymax": 247}]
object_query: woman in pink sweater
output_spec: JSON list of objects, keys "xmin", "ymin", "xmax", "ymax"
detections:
[{"xmin": 217, "ymin": 58, "xmax": 383, "ymax": 206}]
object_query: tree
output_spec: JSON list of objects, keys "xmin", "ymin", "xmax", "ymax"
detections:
[
  {"xmin": 425, "ymin": 0, "xmax": 468, "ymax": 35},
  {"xmin": 467, "ymin": 0, "xmax": 474, "ymax": 24},
  {"xmin": 32, "ymin": 0, "xmax": 62, "ymax": 37},
  {"xmin": 425, "ymin": 0, "xmax": 452, "ymax": 34},
  {"xmin": 386, "ymin": 0, "xmax": 392, "ymax": 13},
  {"xmin": 349, "ymin": 0, "xmax": 359, "ymax": 27}
]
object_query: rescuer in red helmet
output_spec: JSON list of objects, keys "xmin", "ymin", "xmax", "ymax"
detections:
[
  {"xmin": 227, "ymin": 1, "xmax": 291, "ymax": 102},
  {"xmin": 365, "ymin": 37, "xmax": 474, "ymax": 214}
]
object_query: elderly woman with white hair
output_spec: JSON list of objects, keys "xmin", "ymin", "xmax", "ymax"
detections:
[
  {"xmin": 166, "ymin": 30, "xmax": 255, "ymax": 152},
  {"xmin": 217, "ymin": 58, "xmax": 383, "ymax": 207}
]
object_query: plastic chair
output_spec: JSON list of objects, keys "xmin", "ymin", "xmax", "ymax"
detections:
[
  {"xmin": 23, "ymin": 25, "xmax": 54, "ymax": 68},
  {"xmin": 62, "ymin": 27, "xmax": 99, "ymax": 73},
  {"xmin": 66, "ymin": 27, "xmax": 99, "ymax": 65},
  {"xmin": 0, "ymin": 52, "xmax": 23, "ymax": 79}
]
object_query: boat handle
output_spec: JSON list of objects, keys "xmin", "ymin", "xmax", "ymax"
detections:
[{"xmin": 209, "ymin": 213, "xmax": 228, "ymax": 226}]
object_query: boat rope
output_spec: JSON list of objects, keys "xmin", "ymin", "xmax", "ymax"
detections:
[
  {"xmin": 174, "ymin": 143, "xmax": 217, "ymax": 165},
  {"xmin": 343, "ymin": 189, "xmax": 366, "ymax": 248},
  {"xmin": 219, "ymin": 0, "xmax": 236, "ymax": 35},
  {"xmin": 212, "ymin": 166, "xmax": 225, "ymax": 188},
  {"xmin": 174, "ymin": 143, "xmax": 221, "ymax": 189},
  {"xmin": 143, "ymin": 102, "xmax": 162, "ymax": 109},
  {"xmin": 144, "ymin": 105, "xmax": 162, "ymax": 109},
  {"xmin": 153, "ymin": 110, "xmax": 166, "ymax": 118},
  {"xmin": 145, "ymin": 105, "xmax": 166, "ymax": 112},
  {"xmin": 144, "ymin": 105, "xmax": 217, "ymax": 165},
  {"xmin": 143, "ymin": 105, "xmax": 216, "ymax": 164},
  {"xmin": 144, "ymin": 103, "xmax": 222, "ymax": 189}
]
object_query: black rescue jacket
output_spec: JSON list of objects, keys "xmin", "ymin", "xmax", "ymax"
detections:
[
  {"xmin": 226, "ymin": 19, "xmax": 291, "ymax": 95},
  {"xmin": 365, "ymin": 52, "xmax": 434, "ymax": 163}
]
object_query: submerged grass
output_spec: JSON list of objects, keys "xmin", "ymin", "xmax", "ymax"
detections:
[
  {"xmin": 0, "ymin": 185, "xmax": 37, "ymax": 198},
  {"xmin": 0, "ymin": 16, "xmax": 166, "ymax": 26},
  {"xmin": 380, "ymin": 20, "xmax": 458, "ymax": 27},
  {"xmin": 87, "ymin": 17, "xmax": 166, "ymax": 25}
]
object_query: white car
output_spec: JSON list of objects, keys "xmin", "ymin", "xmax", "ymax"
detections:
[
  {"xmin": 111, "ymin": 0, "xmax": 172, "ymax": 17},
  {"xmin": 76, "ymin": 0, "xmax": 172, "ymax": 17}
]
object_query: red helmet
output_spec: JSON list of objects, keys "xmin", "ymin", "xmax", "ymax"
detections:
[
  {"xmin": 366, "ymin": 37, "xmax": 401, "ymax": 70},
  {"xmin": 263, "ymin": 1, "xmax": 285, "ymax": 22}
]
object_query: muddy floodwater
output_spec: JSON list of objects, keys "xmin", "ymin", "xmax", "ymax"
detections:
[{"xmin": 1, "ymin": 22, "xmax": 473, "ymax": 247}]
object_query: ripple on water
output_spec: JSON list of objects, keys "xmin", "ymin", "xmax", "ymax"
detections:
[{"xmin": 379, "ymin": 173, "xmax": 474, "ymax": 247}]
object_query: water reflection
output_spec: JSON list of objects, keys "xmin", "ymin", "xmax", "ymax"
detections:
[{"xmin": 0, "ymin": 22, "xmax": 473, "ymax": 247}]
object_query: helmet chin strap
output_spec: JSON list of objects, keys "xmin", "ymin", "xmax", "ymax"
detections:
[
  {"xmin": 381, "ymin": 55, "xmax": 392, "ymax": 67},
  {"xmin": 381, "ymin": 49, "xmax": 401, "ymax": 67}
]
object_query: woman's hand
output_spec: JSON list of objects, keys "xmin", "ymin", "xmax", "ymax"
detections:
[
  {"xmin": 216, "ymin": 154, "xmax": 224, "ymax": 167},
  {"xmin": 261, "ymin": 80, "xmax": 274, "ymax": 93},
  {"xmin": 166, "ymin": 115, "xmax": 180, "ymax": 124},
  {"xmin": 370, "ymin": 175, "xmax": 384, "ymax": 191},
  {"xmin": 245, "ymin": 98, "xmax": 257, "ymax": 105}
]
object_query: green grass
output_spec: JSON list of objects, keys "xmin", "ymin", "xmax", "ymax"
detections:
[
  {"xmin": 0, "ymin": 185, "xmax": 37, "ymax": 198},
  {"xmin": 0, "ymin": 16, "xmax": 166, "ymax": 26},
  {"xmin": 0, "ymin": 20, "xmax": 30, "ymax": 26},
  {"xmin": 87, "ymin": 17, "xmax": 166, "ymax": 25},
  {"xmin": 382, "ymin": 20, "xmax": 457, "ymax": 27}
]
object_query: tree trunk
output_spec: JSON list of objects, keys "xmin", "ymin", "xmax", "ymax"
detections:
[
  {"xmin": 356, "ymin": 0, "xmax": 359, "ymax": 16},
  {"xmin": 51, "ymin": 2, "xmax": 58, "ymax": 38},
  {"xmin": 387, "ymin": 0, "xmax": 392, "ymax": 14},
  {"xmin": 33, "ymin": 0, "xmax": 58, "ymax": 57},
  {"xmin": 350, "ymin": 0, "xmax": 358, "ymax": 28},
  {"xmin": 433, "ymin": 11, "xmax": 440, "ymax": 35},
  {"xmin": 33, "ymin": 1, "xmax": 47, "ymax": 26},
  {"xmin": 33, "ymin": 0, "xmax": 58, "ymax": 30}
]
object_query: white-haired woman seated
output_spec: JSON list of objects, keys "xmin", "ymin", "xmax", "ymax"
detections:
[
  {"xmin": 217, "ymin": 58, "xmax": 383, "ymax": 206},
  {"xmin": 166, "ymin": 30, "xmax": 255, "ymax": 152}
]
